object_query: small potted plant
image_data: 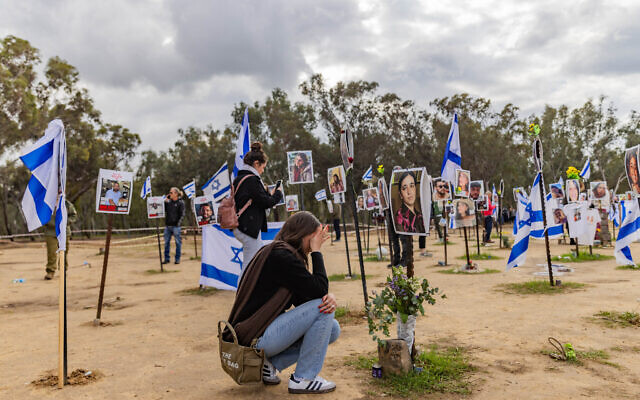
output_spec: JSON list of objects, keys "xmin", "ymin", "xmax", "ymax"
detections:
[{"xmin": 366, "ymin": 267, "xmax": 444, "ymax": 373}]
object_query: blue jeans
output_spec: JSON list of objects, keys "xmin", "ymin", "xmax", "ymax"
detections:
[
  {"xmin": 256, "ymin": 299, "xmax": 340, "ymax": 380},
  {"xmin": 163, "ymin": 226, "xmax": 181, "ymax": 262}
]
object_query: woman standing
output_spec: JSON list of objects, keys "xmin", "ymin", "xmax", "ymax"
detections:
[{"xmin": 233, "ymin": 142, "xmax": 283, "ymax": 276}]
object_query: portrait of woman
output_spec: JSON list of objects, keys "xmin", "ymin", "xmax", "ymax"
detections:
[
  {"xmin": 363, "ymin": 188, "xmax": 380, "ymax": 210},
  {"xmin": 626, "ymin": 146, "xmax": 640, "ymax": 194},
  {"xmin": 454, "ymin": 169, "xmax": 470, "ymax": 197},
  {"xmin": 287, "ymin": 151, "xmax": 314, "ymax": 184},
  {"xmin": 390, "ymin": 169, "xmax": 426, "ymax": 234},
  {"xmin": 357, "ymin": 196, "xmax": 365, "ymax": 211},
  {"xmin": 590, "ymin": 181, "xmax": 608, "ymax": 200},
  {"xmin": 566, "ymin": 179, "xmax": 580, "ymax": 203},
  {"xmin": 553, "ymin": 208, "xmax": 567, "ymax": 225},
  {"xmin": 285, "ymin": 195, "xmax": 299, "ymax": 212},
  {"xmin": 327, "ymin": 166, "xmax": 346, "ymax": 194},
  {"xmin": 454, "ymin": 199, "xmax": 476, "ymax": 227},
  {"xmin": 550, "ymin": 183, "xmax": 564, "ymax": 200}
]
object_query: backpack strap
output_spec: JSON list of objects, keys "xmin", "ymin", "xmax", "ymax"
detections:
[{"xmin": 233, "ymin": 174, "xmax": 254, "ymax": 216}]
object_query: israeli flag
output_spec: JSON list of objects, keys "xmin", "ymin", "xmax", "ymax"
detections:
[
  {"xmin": 507, "ymin": 173, "xmax": 541, "ymax": 270},
  {"xmin": 200, "ymin": 222, "xmax": 283, "ymax": 290},
  {"xmin": 140, "ymin": 176, "xmax": 152, "ymax": 199},
  {"xmin": 512, "ymin": 191, "xmax": 529, "ymax": 235},
  {"xmin": 579, "ymin": 158, "xmax": 591, "ymax": 180},
  {"xmin": 440, "ymin": 113, "xmax": 462, "ymax": 184},
  {"xmin": 448, "ymin": 211, "xmax": 456, "ymax": 229},
  {"xmin": 609, "ymin": 203, "xmax": 620, "ymax": 228},
  {"xmin": 362, "ymin": 165, "xmax": 373, "ymax": 181},
  {"xmin": 614, "ymin": 200, "xmax": 640, "ymax": 266},
  {"xmin": 315, "ymin": 189, "xmax": 327, "ymax": 201},
  {"xmin": 202, "ymin": 162, "xmax": 231, "ymax": 202},
  {"xmin": 232, "ymin": 107, "xmax": 251, "ymax": 180},
  {"xmin": 182, "ymin": 180, "xmax": 196, "ymax": 199},
  {"xmin": 19, "ymin": 119, "xmax": 68, "ymax": 251}
]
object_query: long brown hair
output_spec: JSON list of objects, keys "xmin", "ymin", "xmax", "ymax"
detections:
[{"xmin": 274, "ymin": 211, "xmax": 320, "ymax": 266}]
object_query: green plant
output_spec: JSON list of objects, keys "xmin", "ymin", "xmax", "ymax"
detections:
[
  {"xmin": 365, "ymin": 267, "xmax": 444, "ymax": 345},
  {"xmin": 455, "ymin": 253, "xmax": 502, "ymax": 260},
  {"xmin": 438, "ymin": 268, "xmax": 500, "ymax": 275},
  {"xmin": 593, "ymin": 311, "xmax": 640, "ymax": 327},
  {"xmin": 497, "ymin": 280, "xmax": 585, "ymax": 295},
  {"xmin": 616, "ymin": 264, "xmax": 640, "ymax": 270},
  {"xmin": 502, "ymin": 236, "xmax": 511, "ymax": 248},
  {"xmin": 552, "ymin": 252, "xmax": 613, "ymax": 262}
]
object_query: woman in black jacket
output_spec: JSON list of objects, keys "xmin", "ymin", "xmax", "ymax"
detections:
[
  {"xmin": 227, "ymin": 211, "xmax": 339, "ymax": 394},
  {"xmin": 233, "ymin": 142, "xmax": 283, "ymax": 276}
]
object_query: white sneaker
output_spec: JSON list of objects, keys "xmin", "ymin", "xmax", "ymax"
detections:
[
  {"xmin": 288, "ymin": 374, "xmax": 336, "ymax": 394},
  {"xmin": 262, "ymin": 359, "xmax": 280, "ymax": 385}
]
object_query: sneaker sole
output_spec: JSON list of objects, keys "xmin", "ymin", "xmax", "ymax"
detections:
[
  {"xmin": 263, "ymin": 379, "xmax": 280, "ymax": 386},
  {"xmin": 288, "ymin": 386, "xmax": 336, "ymax": 394}
]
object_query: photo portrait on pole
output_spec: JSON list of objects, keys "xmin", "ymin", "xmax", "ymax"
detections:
[
  {"xmin": 194, "ymin": 195, "xmax": 217, "ymax": 226},
  {"xmin": 286, "ymin": 195, "xmax": 299, "ymax": 212},
  {"xmin": 327, "ymin": 165, "xmax": 346, "ymax": 194},
  {"xmin": 566, "ymin": 179, "xmax": 581, "ymax": 203},
  {"xmin": 590, "ymin": 181, "xmax": 608, "ymax": 203},
  {"xmin": 454, "ymin": 169, "xmax": 471, "ymax": 197},
  {"xmin": 469, "ymin": 180, "xmax": 484, "ymax": 200},
  {"xmin": 549, "ymin": 183, "xmax": 564, "ymax": 200},
  {"xmin": 146, "ymin": 196, "xmax": 165, "ymax": 219},
  {"xmin": 453, "ymin": 198, "xmax": 476, "ymax": 227},
  {"xmin": 333, "ymin": 192, "xmax": 345, "ymax": 204},
  {"xmin": 390, "ymin": 168, "xmax": 429, "ymax": 235},
  {"xmin": 287, "ymin": 150, "xmax": 314, "ymax": 184},
  {"xmin": 625, "ymin": 145, "xmax": 640, "ymax": 195},
  {"xmin": 357, "ymin": 195, "xmax": 365, "ymax": 211},
  {"xmin": 432, "ymin": 177, "xmax": 452, "ymax": 201},
  {"xmin": 95, "ymin": 169, "xmax": 134, "ymax": 214},
  {"xmin": 363, "ymin": 187, "xmax": 380, "ymax": 210},
  {"xmin": 378, "ymin": 177, "xmax": 389, "ymax": 210}
]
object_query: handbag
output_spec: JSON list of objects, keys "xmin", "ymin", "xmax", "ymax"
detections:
[
  {"xmin": 218, "ymin": 175, "xmax": 252, "ymax": 230},
  {"xmin": 218, "ymin": 320, "xmax": 264, "ymax": 385}
]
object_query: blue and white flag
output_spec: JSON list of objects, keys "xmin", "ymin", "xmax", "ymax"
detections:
[
  {"xmin": 440, "ymin": 112, "xmax": 462, "ymax": 184},
  {"xmin": 200, "ymin": 222, "xmax": 283, "ymax": 290},
  {"xmin": 579, "ymin": 158, "xmax": 591, "ymax": 180},
  {"xmin": 202, "ymin": 162, "xmax": 231, "ymax": 202},
  {"xmin": 609, "ymin": 202, "xmax": 620, "ymax": 227},
  {"xmin": 448, "ymin": 211, "xmax": 456, "ymax": 229},
  {"xmin": 558, "ymin": 176, "xmax": 564, "ymax": 186},
  {"xmin": 19, "ymin": 119, "xmax": 68, "ymax": 251},
  {"xmin": 507, "ymin": 173, "xmax": 541, "ymax": 270},
  {"xmin": 140, "ymin": 176, "xmax": 152, "ymax": 199},
  {"xmin": 182, "ymin": 180, "xmax": 196, "ymax": 199},
  {"xmin": 512, "ymin": 190, "xmax": 529, "ymax": 235},
  {"xmin": 362, "ymin": 165, "xmax": 373, "ymax": 181},
  {"xmin": 232, "ymin": 107, "xmax": 251, "ymax": 180},
  {"xmin": 315, "ymin": 189, "xmax": 327, "ymax": 201},
  {"xmin": 491, "ymin": 184, "xmax": 498, "ymax": 218},
  {"xmin": 614, "ymin": 200, "xmax": 640, "ymax": 266}
]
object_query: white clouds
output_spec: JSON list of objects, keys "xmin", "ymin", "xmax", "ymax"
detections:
[{"xmin": 2, "ymin": 0, "xmax": 640, "ymax": 151}]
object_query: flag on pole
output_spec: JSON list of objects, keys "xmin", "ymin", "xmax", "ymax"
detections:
[
  {"xmin": 579, "ymin": 158, "xmax": 591, "ymax": 180},
  {"xmin": 614, "ymin": 199, "xmax": 640, "ymax": 266},
  {"xmin": 507, "ymin": 173, "xmax": 541, "ymax": 270},
  {"xmin": 491, "ymin": 184, "xmax": 498, "ymax": 218},
  {"xmin": 314, "ymin": 189, "xmax": 327, "ymax": 201},
  {"xmin": 440, "ymin": 112, "xmax": 462, "ymax": 184},
  {"xmin": 362, "ymin": 165, "xmax": 373, "ymax": 181},
  {"xmin": 182, "ymin": 180, "xmax": 196, "ymax": 199},
  {"xmin": 202, "ymin": 162, "xmax": 231, "ymax": 202},
  {"xmin": 140, "ymin": 176, "xmax": 152, "ymax": 199},
  {"xmin": 232, "ymin": 107, "xmax": 251, "ymax": 180},
  {"xmin": 609, "ymin": 202, "xmax": 620, "ymax": 227},
  {"xmin": 19, "ymin": 119, "xmax": 68, "ymax": 251}
]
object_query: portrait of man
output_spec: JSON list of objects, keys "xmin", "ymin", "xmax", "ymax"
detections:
[
  {"xmin": 194, "ymin": 196, "xmax": 216, "ymax": 226},
  {"xmin": 96, "ymin": 169, "xmax": 134, "ymax": 214},
  {"xmin": 454, "ymin": 169, "xmax": 470, "ymax": 197},
  {"xmin": 327, "ymin": 165, "xmax": 346, "ymax": 194},
  {"xmin": 146, "ymin": 196, "xmax": 165, "ymax": 219},
  {"xmin": 288, "ymin": 151, "xmax": 314, "ymax": 184},
  {"xmin": 469, "ymin": 180, "xmax": 484, "ymax": 200},
  {"xmin": 566, "ymin": 179, "xmax": 580, "ymax": 203},
  {"xmin": 432, "ymin": 177, "xmax": 452, "ymax": 201},
  {"xmin": 454, "ymin": 199, "xmax": 476, "ymax": 227},
  {"xmin": 550, "ymin": 183, "xmax": 564, "ymax": 200}
]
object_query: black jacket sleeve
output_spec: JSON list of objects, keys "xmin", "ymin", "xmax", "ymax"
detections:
[
  {"xmin": 246, "ymin": 177, "xmax": 282, "ymax": 209},
  {"xmin": 271, "ymin": 250, "xmax": 328, "ymax": 303}
]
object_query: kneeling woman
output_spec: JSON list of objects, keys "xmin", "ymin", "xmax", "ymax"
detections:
[{"xmin": 226, "ymin": 212, "xmax": 340, "ymax": 394}]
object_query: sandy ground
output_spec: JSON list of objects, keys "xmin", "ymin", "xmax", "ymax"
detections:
[{"xmin": 1, "ymin": 226, "xmax": 640, "ymax": 400}]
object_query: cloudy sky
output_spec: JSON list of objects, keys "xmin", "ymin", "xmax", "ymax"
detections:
[{"xmin": 2, "ymin": 0, "xmax": 638, "ymax": 152}]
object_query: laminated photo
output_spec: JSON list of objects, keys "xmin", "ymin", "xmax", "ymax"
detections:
[
  {"xmin": 454, "ymin": 169, "xmax": 470, "ymax": 197},
  {"xmin": 95, "ymin": 169, "xmax": 134, "ymax": 214},
  {"xmin": 363, "ymin": 187, "xmax": 380, "ymax": 211},
  {"xmin": 327, "ymin": 165, "xmax": 346, "ymax": 194},
  {"xmin": 453, "ymin": 198, "xmax": 476, "ymax": 228},
  {"xmin": 194, "ymin": 195, "xmax": 217, "ymax": 226},
  {"xmin": 146, "ymin": 196, "xmax": 165, "ymax": 219},
  {"xmin": 432, "ymin": 177, "xmax": 452, "ymax": 202},
  {"xmin": 390, "ymin": 167, "xmax": 430, "ymax": 236},
  {"xmin": 287, "ymin": 150, "xmax": 314, "ymax": 184},
  {"xmin": 469, "ymin": 180, "xmax": 484, "ymax": 200},
  {"xmin": 286, "ymin": 195, "xmax": 299, "ymax": 212}
]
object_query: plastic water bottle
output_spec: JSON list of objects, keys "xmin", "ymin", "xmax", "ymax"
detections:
[{"xmin": 12, "ymin": 279, "xmax": 25, "ymax": 283}]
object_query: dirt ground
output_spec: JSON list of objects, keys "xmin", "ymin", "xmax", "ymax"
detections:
[{"xmin": 1, "ymin": 226, "xmax": 640, "ymax": 399}]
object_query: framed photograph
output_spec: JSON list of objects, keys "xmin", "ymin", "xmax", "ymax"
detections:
[
  {"xmin": 475, "ymin": 195, "xmax": 488, "ymax": 211},
  {"xmin": 327, "ymin": 165, "xmax": 346, "ymax": 194},
  {"xmin": 432, "ymin": 177, "xmax": 452, "ymax": 202},
  {"xmin": 287, "ymin": 150, "xmax": 314, "ymax": 184},
  {"xmin": 362, "ymin": 187, "xmax": 380, "ymax": 210},
  {"xmin": 333, "ymin": 192, "xmax": 345, "ymax": 204},
  {"xmin": 146, "ymin": 196, "xmax": 165, "ymax": 219},
  {"xmin": 552, "ymin": 207, "xmax": 567, "ymax": 225},
  {"xmin": 267, "ymin": 184, "xmax": 285, "ymax": 206},
  {"xmin": 454, "ymin": 169, "xmax": 471, "ymax": 197},
  {"xmin": 469, "ymin": 180, "xmax": 484, "ymax": 201},
  {"xmin": 378, "ymin": 177, "xmax": 389, "ymax": 210},
  {"xmin": 390, "ymin": 168, "xmax": 430, "ymax": 236},
  {"xmin": 453, "ymin": 198, "xmax": 476, "ymax": 227},
  {"xmin": 357, "ymin": 195, "xmax": 365, "ymax": 211},
  {"xmin": 549, "ymin": 183, "xmax": 564, "ymax": 200},
  {"xmin": 286, "ymin": 195, "xmax": 299, "ymax": 212},
  {"xmin": 566, "ymin": 179, "xmax": 581, "ymax": 203},
  {"xmin": 194, "ymin": 195, "xmax": 217, "ymax": 226},
  {"xmin": 95, "ymin": 169, "xmax": 134, "ymax": 214},
  {"xmin": 626, "ymin": 146, "xmax": 640, "ymax": 194}
]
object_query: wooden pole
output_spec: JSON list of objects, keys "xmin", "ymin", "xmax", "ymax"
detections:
[
  {"xmin": 443, "ymin": 216, "xmax": 448, "ymax": 266},
  {"xmin": 341, "ymin": 205, "xmax": 352, "ymax": 277},
  {"xmin": 463, "ymin": 226, "xmax": 471, "ymax": 267},
  {"xmin": 299, "ymin": 185, "xmax": 305, "ymax": 211},
  {"xmin": 95, "ymin": 214, "xmax": 113, "ymax": 323},
  {"xmin": 366, "ymin": 211, "xmax": 371, "ymax": 253},
  {"xmin": 537, "ymin": 172, "xmax": 554, "ymax": 286},
  {"xmin": 57, "ymin": 250, "xmax": 67, "ymax": 387},
  {"xmin": 155, "ymin": 219, "xmax": 163, "ymax": 272}
]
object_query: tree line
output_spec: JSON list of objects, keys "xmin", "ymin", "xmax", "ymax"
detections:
[{"xmin": 1, "ymin": 35, "xmax": 638, "ymax": 237}]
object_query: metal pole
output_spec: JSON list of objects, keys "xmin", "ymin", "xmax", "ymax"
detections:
[
  {"xmin": 155, "ymin": 219, "xmax": 163, "ymax": 272},
  {"xmin": 463, "ymin": 226, "xmax": 471, "ymax": 267},
  {"xmin": 384, "ymin": 209, "xmax": 394, "ymax": 263},
  {"xmin": 366, "ymin": 211, "xmax": 371, "ymax": 252},
  {"xmin": 341, "ymin": 205, "xmax": 352, "ymax": 277},
  {"xmin": 299, "ymin": 185, "xmax": 305, "ymax": 211},
  {"xmin": 347, "ymin": 175, "xmax": 368, "ymax": 303},
  {"xmin": 474, "ymin": 208, "xmax": 481, "ymax": 255},
  {"xmin": 443, "ymin": 216, "xmax": 448, "ymax": 266},
  {"xmin": 95, "ymin": 214, "xmax": 113, "ymax": 322},
  {"xmin": 538, "ymin": 172, "xmax": 554, "ymax": 286}
]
